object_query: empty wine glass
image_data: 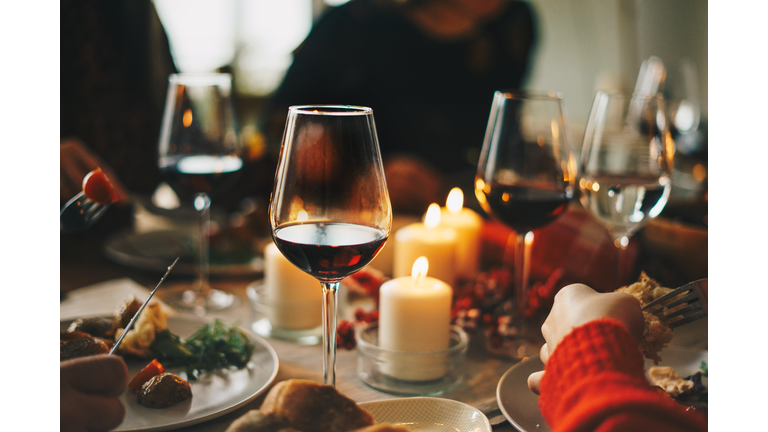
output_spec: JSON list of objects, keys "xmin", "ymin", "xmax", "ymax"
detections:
[
  {"xmin": 578, "ymin": 91, "xmax": 673, "ymax": 287},
  {"xmin": 475, "ymin": 91, "xmax": 575, "ymax": 359},
  {"xmin": 157, "ymin": 73, "xmax": 243, "ymax": 314},
  {"xmin": 270, "ymin": 105, "xmax": 392, "ymax": 385}
]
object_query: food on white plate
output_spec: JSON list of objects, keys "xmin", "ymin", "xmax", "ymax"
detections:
[
  {"xmin": 128, "ymin": 359, "xmax": 166, "ymax": 392},
  {"xmin": 136, "ymin": 372, "xmax": 192, "ymax": 408},
  {"xmin": 615, "ymin": 272, "xmax": 676, "ymax": 364},
  {"xmin": 648, "ymin": 366, "xmax": 695, "ymax": 397},
  {"xmin": 67, "ymin": 317, "xmax": 118, "ymax": 339},
  {"xmin": 226, "ymin": 379, "xmax": 411, "ymax": 432},
  {"xmin": 113, "ymin": 302, "xmax": 168, "ymax": 358},
  {"xmin": 60, "ymin": 337, "xmax": 110, "ymax": 360}
]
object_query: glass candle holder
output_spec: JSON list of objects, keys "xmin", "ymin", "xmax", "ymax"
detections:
[{"xmin": 356, "ymin": 322, "xmax": 468, "ymax": 396}]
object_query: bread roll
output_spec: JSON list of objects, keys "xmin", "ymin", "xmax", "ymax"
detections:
[{"xmin": 260, "ymin": 379, "xmax": 374, "ymax": 432}]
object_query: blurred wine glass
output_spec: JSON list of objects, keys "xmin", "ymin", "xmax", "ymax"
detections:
[
  {"xmin": 270, "ymin": 105, "xmax": 391, "ymax": 385},
  {"xmin": 475, "ymin": 91, "xmax": 574, "ymax": 359},
  {"xmin": 157, "ymin": 73, "xmax": 243, "ymax": 315},
  {"xmin": 578, "ymin": 91, "xmax": 674, "ymax": 287}
]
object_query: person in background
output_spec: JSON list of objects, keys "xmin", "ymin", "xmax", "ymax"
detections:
[
  {"xmin": 527, "ymin": 284, "xmax": 707, "ymax": 431},
  {"xmin": 60, "ymin": 355, "xmax": 129, "ymax": 432},
  {"xmin": 261, "ymin": 0, "xmax": 538, "ymax": 215}
]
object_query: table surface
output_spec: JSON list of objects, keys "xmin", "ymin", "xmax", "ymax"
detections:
[{"xmin": 60, "ymin": 217, "xmax": 707, "ymax": 432}]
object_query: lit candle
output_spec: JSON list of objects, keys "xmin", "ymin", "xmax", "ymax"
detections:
[
  {"xmin": 438, "ymin": 188, "xmax": 483, "ymax": 279},
  {"xmin": 379, "ymin": 257, "xmax": 453, "ymax": 381},
  {"xmin": 393, "ymin": 204, "xmax": 457, "ymax": 285},
  {"xmin": 264, "ymin": 242, "xmax": 322, "ymax": 330}
]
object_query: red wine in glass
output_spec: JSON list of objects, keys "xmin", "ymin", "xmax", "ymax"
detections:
[
  {"xmin": 476, "ymin": 182, "xmax": 570, "ymax": 233},
  {"xmin": 273, "ymin": 222, "xmax": 388, "ymax": 281},
  {"xmin": 158, "ymin": 154, "xmax": 243, "ymax": 199}
]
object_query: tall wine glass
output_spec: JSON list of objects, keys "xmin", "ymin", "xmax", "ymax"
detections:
[
  {"xmin": 157, "ymin": 73, "xmax": 243, "ymax": 314},
  {"xmin": 475, "ymin": 91, "xmax": 574, "ymax": 359},
  {"xmin": 270, "ymin": 105, "xmax": 392, "ymax": 385},
  {"xmin": 578, "ymin": 91, "xmax": 673, "ymax": 287}
]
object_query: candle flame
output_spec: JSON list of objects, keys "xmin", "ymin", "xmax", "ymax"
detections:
[
  {"xmin": 525, "ymin": 231, "xmax": 534, "ymax": 245},
  {"xmin": 297, "ymin": 210, "xmax": 309, "ymax": 222},
  {"xmin": 183, "ymin": 109, "xmax": 193, "ymax": 127},
  {"xmin": 424, "ymin": 203, "xmax": 441, "ymax": 228},
  {"xmin": 446, "ymin": 188, "xmax": 464, "ymax": 213},
  {"xmin": 411, "ymin": 256, "xmax": 429, "ymax": 284}
]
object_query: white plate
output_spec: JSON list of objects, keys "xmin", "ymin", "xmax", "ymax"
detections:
[
  {"xmin": 61, "ymin": 315, "xmax": 279, "ymax": 431},
  {"xmin": 358, "ymin": 397, "xmax": 491, "ymax": 432},
  {"xmin": 495, "ymin": 346, "xmax": 708, "ymax": 432},
  {"xmin": 103, "ymin": 229, "xmax": 264, "ymax": 277}
]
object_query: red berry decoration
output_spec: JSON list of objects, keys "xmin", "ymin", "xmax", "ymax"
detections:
[{"xmin": 336, "ymin": 320, "xmax": 356, "ymax": 350}]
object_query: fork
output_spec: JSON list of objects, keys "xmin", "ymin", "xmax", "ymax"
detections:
[
  {"xmin": 60, "ymin": 191, "xmax": 111, "ymax": 232},
  {"xmin": 642, "ymin": 279, "xmax": 708, "ymax": 328}
]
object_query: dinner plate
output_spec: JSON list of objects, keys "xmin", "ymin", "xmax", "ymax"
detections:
[
  {"xmin": 495, "ymin": 346, "xmax": 708, "ymax": 432},
  {"xmin": 358, "ymin": 397, "xmax": 491, "ymax": 432},
  {"xmin": 61, "ymin": 315, "xmax": 279, "ymax": 432},
  {"xmin": 103, "ymin": 229, "xmax": 264, "ymax": 277}
]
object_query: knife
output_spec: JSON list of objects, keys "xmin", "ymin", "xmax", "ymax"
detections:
[{"xmin": 109, "ymin": 257, "xmax": 179, "ymax": 355}]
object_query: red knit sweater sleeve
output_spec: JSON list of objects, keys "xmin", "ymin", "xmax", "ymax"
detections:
[{"xmin": 538, "ymin": 318, "xmax": 707, "ymax": 432}]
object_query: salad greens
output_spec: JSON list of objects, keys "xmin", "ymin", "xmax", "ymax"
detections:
[{"xmin": 151, "ymin": 319, "xmax": 255, "ymax": 380}]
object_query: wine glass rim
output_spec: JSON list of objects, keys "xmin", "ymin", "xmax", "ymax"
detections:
[
  {"xmin": 169, "ymin": 73, "xmax": 232, "ymax": 86},
  {"xmin": 595, "ymin": 90, "xmax": 665, "ymax": 100},
  {"xmin": 288, "ymin": 105, "xmax": 373, "ymax": 115},
  {"xmin": 495, "ymin": 90, "xmax": 565, "ymax": 100}
]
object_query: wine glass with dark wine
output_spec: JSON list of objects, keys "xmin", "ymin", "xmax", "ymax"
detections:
[
  {"xmin": 157, "ymin": 73, "xmax": 243, "ymax": 314},
  {"xmin": 579, "ymin": 91, "xmax": 673, "ymax": 286},
  {"xmin": 270, "ymin": 105, "xmax": 392, "ymax": 385},
  {"xmin": 475, "ymin": 91, "xmax": 574, "ymax": 359}
]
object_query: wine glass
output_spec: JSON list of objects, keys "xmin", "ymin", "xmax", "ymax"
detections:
[
  {"xmin": 475, "ymin": 91, "xmax": 575, "ymax": 359},
  {"xmin": 269, "ymin": 105, "xmax": 392, "ymax": 385},
  {"xmin": 578, "ymin": 91, "xmax": 673, "ymax": 287},
  {"xmin": 157, "ymin": 73, "xmax": 243, "ymax": 314}
]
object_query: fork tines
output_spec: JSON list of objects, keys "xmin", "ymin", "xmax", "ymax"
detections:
[{"xmin": 641, "ymin": 280, "xmax": 708, "ymax": 329}]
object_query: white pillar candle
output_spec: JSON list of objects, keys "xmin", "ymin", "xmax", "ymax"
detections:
[
  {"xmin": 438, "ymin": 188, "xmax": 483, "ymax": 279},
  {"xmin": 393, "ymin": 204, "xmax": 457, "ymax": 285},
  {"xmin": 264, "ymin": 242, "xmax": 322, "ymax": 330},
  {"xmin": 379, "ymin": 257, "xmax": 453, "ymax": 381},
  {"xmin": 368, "ymin": 214, "xmax": 420, "ymax": 276}
]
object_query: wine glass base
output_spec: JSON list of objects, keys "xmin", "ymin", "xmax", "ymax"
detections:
[{"xmin": 161, "ymin": 283, "xmax": 238, "ymax": 316}]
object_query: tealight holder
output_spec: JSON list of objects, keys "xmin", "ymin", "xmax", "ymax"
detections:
[
  {"xmin": 356, "ymin": 322, "xmax": 469, "ymax": 395},
  {"xmin": 246, "ymin": 282, "xmax": 322, "ymax": 345}
]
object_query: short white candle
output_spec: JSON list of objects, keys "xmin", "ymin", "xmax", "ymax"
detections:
[
  {"xmin": 379, "ymin": 257, "xmax": 453, "ymax": 381},
  {"xmin": 264, "ymin": 242, "xmax": 322, "ymax": 330},
  {"xmin": 393, "ymin": 204, "xmax": 457, "ymax": 285},
  {"xmin": 438, "ymin": 188, "xmax": 483, "ymax": 279}
]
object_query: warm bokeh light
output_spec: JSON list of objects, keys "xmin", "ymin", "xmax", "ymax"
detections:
[
  {"xmin": 692, "ymin": 164, "xmax": 707, "ymax": 182},
  {"xmin": 297, "ymin": 209, "xmax": 309, "ymax": 222},
  {"xmin": 424, "ymin": 203, "xmax": 442, "ymax": 228},
  {"xmin": 411, "ymin": 256, "xmax": 429, "ymax": 284},
  {"xmin": 591, "ymin": 181, "xmax": 600, "ymax": 192},
  {"xmin": 446, "ymin": 188, "xmax": 464, "ymax": 213},
  {"xmin": 525, "ymin": 231, "xmax": 534, "ymax": 246},
  {"xmin": 183, "ymin": 109, "xmax": 193, "ymax": 127}
]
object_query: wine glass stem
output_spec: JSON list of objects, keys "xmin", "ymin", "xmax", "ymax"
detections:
[
  {"xmin": 194, "ymin": 193, "xmax": 211, "ymax": 298},
  {"xmin": 321, "ymin": 281, "xmax": 340, "ymax": 386},
  {"xmin": 514, "ymin": 232, "xmax": 529, "ymax": 318}
]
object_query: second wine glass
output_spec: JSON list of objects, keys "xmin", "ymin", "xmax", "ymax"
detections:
[
  {"xmin": 475, "ymin": 91, "xmax": 574, "ymax": 359},
  {"xmin": 157, "ymin": 73, "xmax": 243, "ymax": 315},
  {"xmin": 270, "ymin": 105, "xmax": 392, "ymax": 386},
  {"xmin": 579, "ymin": 91, "xmax": 673, "ymax": 287}
]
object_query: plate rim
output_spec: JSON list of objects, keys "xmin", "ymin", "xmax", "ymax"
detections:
[
  {"xmin": 358, "ymin": 396, "xmax": 492, "ymax": 432},
  {"xmin": 495, "ymin": 346, "xmax": 709, "ymax": 432},
  {"xmin": 61, "ymin": 313, "xmax": 279, "ymax": 432}
]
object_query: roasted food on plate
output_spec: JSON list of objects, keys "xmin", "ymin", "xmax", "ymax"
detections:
[
  {"xmin": 113, "ymin": 302, "xmax": 168, "ymax": 358},
  {"xmin": 615, "ymin": 272, "xmax": 675, "ymax": 364},
  {"xmin": 136, "ymin": 372, "xmax": 192, "ymax": 408},
  {"xmin": 226, "ymin": 379, "xmax": 411, "ymax": 432},
  {"xmin": 67, "ymin": 317, "xmax": 118, "ymax": 339},
  {"xmin": 60, "ymin": 337, "xmax": 110, "ymax": 360}
]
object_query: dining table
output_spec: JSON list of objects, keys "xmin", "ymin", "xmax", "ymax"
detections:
[{"xmin": 60, "ymin": 202, "xmax": 708, "ymax": 432}]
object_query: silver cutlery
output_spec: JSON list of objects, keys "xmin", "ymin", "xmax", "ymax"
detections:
[{"xmin": 642, "ymin": 279, "xmax": 708, "ymax": 329}]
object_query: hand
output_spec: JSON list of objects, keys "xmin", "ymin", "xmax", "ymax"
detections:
[
  {"xmin": 60, "ymin": 138, "xmax": 129, "ymax": 205},
  {"xmin": 61, "ymin": 355, "xmax": 129, "ymax": 432},
  {"xmin": 527, "ymin": 283, "xmax": 644, "ymax": 394}
]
